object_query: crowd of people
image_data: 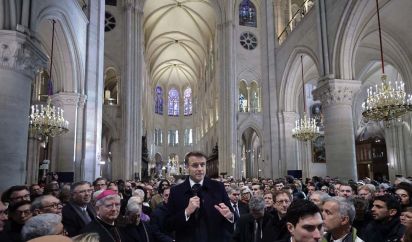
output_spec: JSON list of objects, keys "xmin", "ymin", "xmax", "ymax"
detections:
[{"xmin": 0, "ymin": 151, "xmax": 411, "ymax": 242}]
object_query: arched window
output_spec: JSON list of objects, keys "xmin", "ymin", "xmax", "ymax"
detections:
[
  {"xmin": 184, "ymin": 87, "xmax": 192, "ymax": 116},
  {"xmin": 239, "ymin": 81, "xmax": 248, "ymax": 112},
  {"xmin": 155, "ymin": 86, "xmax": 163, "ymax": 114},
  {"xmin": 250, "ymin": 81, "xmax": 260, "ymax": 112},
  {"xmin": 239, "ymin": 0, "xmax": 257, "ymax": 27},
  {"xmin": 168, "ymin": 88, "xmax": 179, "ymax": 116}
]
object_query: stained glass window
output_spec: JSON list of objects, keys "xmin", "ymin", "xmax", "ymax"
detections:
[
  {"xmin": 239, "ymin": 0, "xmax": 257, "ymax": 27},
  {"xmin": 168, "ymin": 88, "xmax": 179, "ymax": 116},
  {"xmin": 184, "ymin": 87, "xmax": 192, "ymax": 116},
  {"xmin": 155, "ymin": 86, "xmax": 163, "ymax": 114}
]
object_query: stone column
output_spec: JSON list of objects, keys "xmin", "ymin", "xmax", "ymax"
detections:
[
  {"xmin": 0, "ymin": 31, "xmax": 47, "ymax": 191},
  {"xmin": 217, "ymin": 13, "xmax": 237, "ymax": 177},
  {"xmin": 313, "ymin": 79, "xmax": 360, "ymax": 181},
  {"xmin": 81, "ymin": 0, "xmax": 105, "ymax": 182},
  {"xmin": 122, "ymin": 0, "xmax": 143, "ymax": 179},
  {"xmin": 26, "ymin": 138, "xmax": 41, "ymax": 184},
  {"xmin": 384, "ymin": 116, "xmax": 412, "ymax": 180},
  {"xmin": 51, "ymin": 93, "xmax": 85, "ymax": 176},
  {"xmin": 279, "ymin": 111, "xmax": 299, "ymax": 173}
]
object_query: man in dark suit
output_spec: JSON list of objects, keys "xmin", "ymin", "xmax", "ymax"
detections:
[
  {"xmin": 166, "ymin": 151, "xmax": 235, "ymax": 242},
  {"xmin": 62, "ymin": 181, "xmax": 96, "ymax": 237},
  {"xmin": 232, "ymin": 196, "xmax": 277, "ymax": 242},
  {"xmin": 227, "ymin": 185, "xmax": 249, "ymax": 221}
]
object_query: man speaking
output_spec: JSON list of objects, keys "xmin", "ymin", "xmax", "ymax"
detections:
[{"xmin": 166, "ymin": 151, "xmax": 234, "ymax": 242}]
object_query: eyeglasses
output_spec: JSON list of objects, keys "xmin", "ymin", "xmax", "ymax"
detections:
[
  {"xmin": 10, "ymin": 194, "xmax": 30, "ymax": 201},
  {"xmin": 15, "ymin": 209, "xmax": 31, "ymax": 216},
  {"xmin": 42, "ymin": 202, "xmax": 63, "ymax": 209},
  {"xmin": 75, "ymin": 189, "xmax": 94, "ymax": 194},
  {"xmin": 275, "ymin": 200, "xmax": 290, "ymax": 205}
]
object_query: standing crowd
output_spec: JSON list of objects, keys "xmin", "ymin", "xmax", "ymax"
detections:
[{"xmin": 0, "ymin": 151, "xmax": 411, "ymax": 242}]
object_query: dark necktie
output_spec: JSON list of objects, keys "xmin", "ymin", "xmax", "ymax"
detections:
[
  {"xmin": 233, "ymin": 203, "xmax": 239, "ymax": 217},
  {"xmin": 254, "ymin": 219, "xmax": 261, "ymax": 242},
  {"xmin": 82, "ymin": 207, "xmax": 92, "ymax": 224},
  {"xmin": 192, "ymin": 183, "xmax": 202, "ymax": 196}
]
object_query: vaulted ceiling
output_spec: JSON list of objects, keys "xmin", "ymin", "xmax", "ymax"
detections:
[{"xmin": 143, "ymin": 0, "xmax": 216, "ymax": 89}]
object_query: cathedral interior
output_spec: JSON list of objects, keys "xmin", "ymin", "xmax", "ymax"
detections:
[{"xmin": 1, "ymin": 0, "xmax": 412, "ymax": 192}]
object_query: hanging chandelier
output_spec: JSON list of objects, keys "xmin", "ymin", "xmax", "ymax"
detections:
[
  {"xmin": 29, "ymin": 20, "xmax": 69, "ymax": 143},
  {"xmin": 361, "ymin": 0, "xmax": 412, "ymax": 122},
  {"xmin": 292, "ymin": 55, "xmax": 320, "ymax": 141}
]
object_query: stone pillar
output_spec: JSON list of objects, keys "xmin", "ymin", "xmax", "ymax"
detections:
[
  {"xmin": 217, "ymin": 13, "xmax": 237, "ymax": 177},
  {"xmin": 26, "ymin": 138, "xmax": 41, "ymax": 184},
  {"xmin": 279, "ymin": 111, "xmax": 299, "ymax": 173},
  {"xmin": 313, "ymin": 79, "xmax": 360, "ymax": 181},
  {"xmin": 51, "ymin": 93, "xmax": 85, "ymax": 176},
  {"xmin": 0, "ymin": 31, "xmax": 47, "ymax": 191},
  {"xmin": 123, "ymin": 0, "xmax": 143, "ymax": 179},
  {"xmin": 384, "ymin": 116, "xmax": 412, "ymax": 181},
  {"xmin": 81, "ymin": 0, "xmax": 105, "ymax": 182}
]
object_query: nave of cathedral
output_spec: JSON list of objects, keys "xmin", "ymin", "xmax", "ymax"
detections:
[{"xmin": 0, "ymin": 0, "xmax": 412, "ymax": 191}]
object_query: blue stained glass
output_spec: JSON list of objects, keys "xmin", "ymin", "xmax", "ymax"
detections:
[
  {"xmin": 239, "ymin": 0, "xmax": 257, "ymax": 27},
  {"xmin": 168, "ymin": 88, "xmax": 179, "ymax": 116},
  {"xmin": 155, "ymin": 86, "xmax": 163, "ymax": 114}
]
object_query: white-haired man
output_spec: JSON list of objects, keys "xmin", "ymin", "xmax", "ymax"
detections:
[
  {"xmin": 81, "ymin": 189, "xmax": 125, "ymax": 242},
  {"xmin": 21, "ymin": 213, "xmax": 65, "ymax": 241},
  {"xmin": 322, "ymin": 197, "xmax": 364, "ymax": 242}
]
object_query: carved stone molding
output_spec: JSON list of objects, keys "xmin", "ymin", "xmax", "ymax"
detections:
[
  {"xmin": 51, "ymin": 92, "xmax": 87, "ymax": 108},
  {"xmin": 0, "ymin": 31, "xmax": 47, "ymax": 78},
  {"xmin": 312, "ymin": 79, "xmax": 361, "ymax": 107}
]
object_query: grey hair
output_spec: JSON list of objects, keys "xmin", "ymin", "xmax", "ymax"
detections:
[
  {"xmin": 72, "ymin": 232, "xmax": 100, "ymax": 242},
  {"xmin": 249, "ymin": 196, "xmax": 265, "ymax": 211},
  {"xmin": 226, "ymin": 185, "xmax": 240, "ymax": 195},
  {"xmin": 126, "ymin": 199, "xmax": 142, "ymax": 215},
  {"xmin": 311, "ymin": 191, "xmax": 331, "ymax": 203},
  {"xmin": 95, "ymin": 194, "xmax": 120, "ymax": 207},
  {"xmin": 30, "ymin": 195, "xmax": 55, "ymax": 212},
  {"xmin": 132, "ymin": 189, "xmax": 145, "ymax": 199},
  {"xmin": 21, "ymin": 213, "xmax": 62, "ymax": 241},
  {"xmin": 324, "ymin": 197, "xmax": 356, "ymax": 224}
]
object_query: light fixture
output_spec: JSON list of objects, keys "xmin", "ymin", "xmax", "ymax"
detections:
[
  {"xmin": 292, "ymin": 55, "xmax": 320, "ymax": 141},
  {"xmin": 361, "ymin": 0, "xmax": 412, "ymax": 123},
  {"xmin": 29, "ymin": 20, "xmax": 69, "ymax": 143}
]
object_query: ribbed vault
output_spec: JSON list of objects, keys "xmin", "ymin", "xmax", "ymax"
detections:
[{"xmin": 143, "ymin": 0, "xmax": 216, "ymax": 88}]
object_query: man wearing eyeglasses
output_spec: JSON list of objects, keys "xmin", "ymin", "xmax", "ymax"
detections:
[
  {"xmin": 166, "ymin": 151, "xmax": 235, "ymax": 242},
  {"xmin": 31, "ymin": 195, "xmax": 63, "ymax": 216},
  {"xmin": 2, "ymin": 185, "xmax": 30, "ymax": 206},
  {"xmin": 272, "ymin": 190, "xmax": 292, "ymax": 241},
  {"xmin": 62, "ymin": 181, "xmax": 96, "ymax": 237}
]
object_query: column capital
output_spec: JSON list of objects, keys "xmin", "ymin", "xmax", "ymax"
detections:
[
  {"xmin": 0, "ymin": 30, "xmax": 47, "ymax": 78},
  {"xmin": 51, "ymin": 92, "xmax": 87, "ymax": 108},
  {"xmin": 312, "ymin": 79, "xmax": 361, "ymax": 107}
]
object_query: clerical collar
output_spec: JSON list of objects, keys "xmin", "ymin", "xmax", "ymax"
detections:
[
  {"xmin": 97, "ymin": 216, "xmax": 115, "ymax": 226},
  {"xmin": 189, "ymin": 178, "xmax": 204, "ymax": 187}
]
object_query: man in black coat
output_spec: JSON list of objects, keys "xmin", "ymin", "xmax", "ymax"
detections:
[
  {"xmin": 362, "ymin": 194, "xmax": 405, "ymax": 242},
  {"xmin": 81, "ymin": 189, "xmax": 125, "ymax": 242},
  {"xmin": 166, "ymin": 151, "xmax": 235, "ymax": 242},
  {"xmin": 151, "ymin": 187, "xmax": 174, "ymax": 242},
  {"xmin": 232, "ymin": 196, "xmax": 277, "ymax": 242},
  {"xmin": 62, "ymin": 181, "xmax": 96, "ymax": 237}
]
